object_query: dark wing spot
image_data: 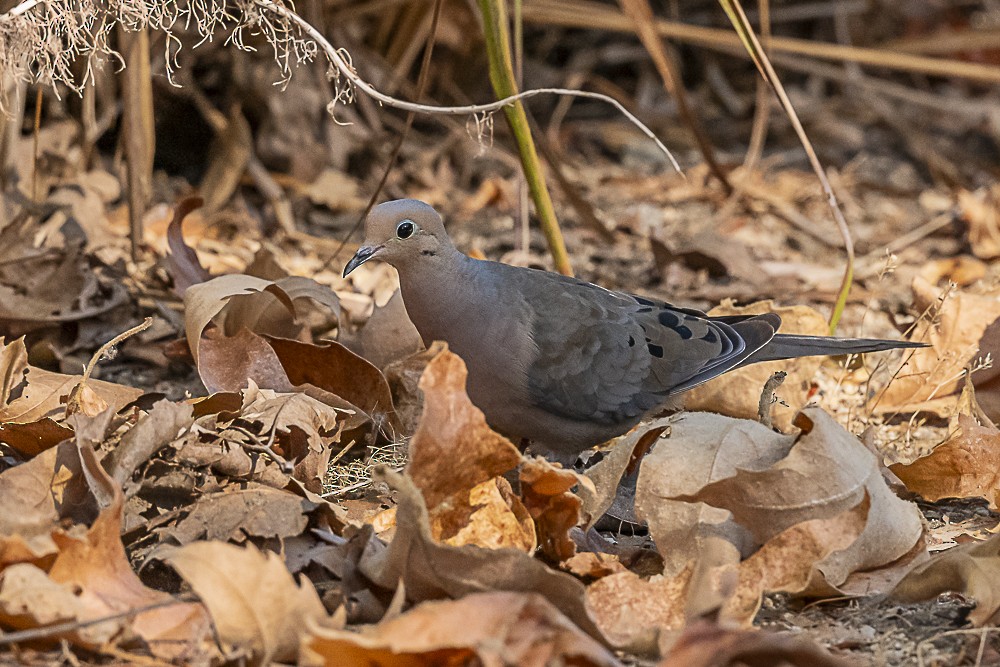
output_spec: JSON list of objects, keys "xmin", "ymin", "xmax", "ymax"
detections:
[
  {"xmin": 421, "ymin": 250, "xmax": 437, "ymax": 256},
  {"xmin": 648, "ymin": 343, "xmax": 664, "ymax": 358},
  {"xmin": 658, "ymin": 310, "xmax": 680, "ymax": 327},
  {"xmin": 701, "ymin": 329, "xmax": 718, "ymax": 343},
  {"xmin": 634, "ymin": 296, "xmax": 656, "ymax": 306},
  {"xmin": 628, "ymin": 335, "xmax": 635, "ymax": 347},
  {"xmin": 674, "ymin": 325, "xmax": 693, "ymax": 340}
]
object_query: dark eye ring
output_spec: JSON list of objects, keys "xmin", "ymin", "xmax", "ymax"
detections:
[{"xmin": 396, "ymin": 220, "xmax": 415, "ymax": 239}]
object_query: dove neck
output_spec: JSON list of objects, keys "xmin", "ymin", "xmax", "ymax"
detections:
[{"xmin": 395, "ymin": 249, "xmax": 492, "ymax": 347}]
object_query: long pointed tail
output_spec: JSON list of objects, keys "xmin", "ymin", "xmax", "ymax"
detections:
[{"xmin": 745, "ymin": 334, "xmax": 926, "ymax": 365}]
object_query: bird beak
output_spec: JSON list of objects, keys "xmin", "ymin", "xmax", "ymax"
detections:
[{"xmin": 343, "ymin": 245, "xmax": 383, "ymax": 277}]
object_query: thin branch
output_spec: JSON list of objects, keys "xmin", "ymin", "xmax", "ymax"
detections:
[{"xmin": 254, "ymin": 0, "xmax": 679, "ymax": 171}]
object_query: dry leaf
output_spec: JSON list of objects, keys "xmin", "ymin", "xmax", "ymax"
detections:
[
  {"xmin": 434, "ymin": 478, "xmax": 535, "ymax": 552},
  {"xmin": 359, "ymin": 468, "xmax": 603, "ymax": 640},
  {"xmin": 165, "ymin": 197, "xmax": 210, "ymax": 295},
  {"xmin": 586, "ymin": 569, "xmax": 690, "ymax": 652},
  {"xmin": 302, "ymin": 591, "xmax": 619, "ymax": 667},
  {"xmin": 407, "ymin": 347, "xmax": 522, "ymax": 506},
  {"xmin": 892, "ymin": 414, "xmax": 1000, "ymax": 509},
  {"xmin": 162, "ymin": 487, "xmax": 316, "ymax": 545},
  {"xmin": 892, "ymin": 531, "xmax": 1000, "ymax": 626},
  {"xmin": 873, "ymin": 277, "xmax": 1000, "ymax": 414},
  {"xmin": 520, "ymin": 456, "xmax": 589, "ymax": 562},
  {"xmin": 683, "ymin": 300, "xmax": 829, "ymax": 430},
  {"xmin": 266, "ymin": 336, "xmax": 396, "ymax": 432},
  {"xmin": 636, "ymin": 409, "xmax": 924, "ymax": 602},
  {"xmin": 959, "ymin": 185, "xmax": 1000, "ymax": 260},
  {"xmin": 659, "ymin": 618, "xmax": 855, "ymax": 667},
  {"xmin": 159, "ymin": 541, "xmax": 326, "ymax": 665},
  {"xmin": 0, "ymin": 438, "xmax": 213, "ymax": 659},
  {"xmin": 721, "ymin": 495, "xmax": 869, "ymax": 623},
  {"xmin": 0, "ymin": 337, "xmax": 142, "ymax": 423}
]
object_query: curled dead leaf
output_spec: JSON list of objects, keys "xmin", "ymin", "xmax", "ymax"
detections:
[
  {"xmin": 302, "ymin": 591, "xmax": 619, "ymax": 667},
  {"xmin": 892, "ymin": 531, "xmax": 1000, "ymax": 626},
  {"xmin": 159, "ymin": 541, "xmax": 326, "ymax": 665}
]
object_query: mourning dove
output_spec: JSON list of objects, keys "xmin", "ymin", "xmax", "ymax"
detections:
[{"xmin": 345, "ymin": 199, "xmax": 920, "ymax": 458}]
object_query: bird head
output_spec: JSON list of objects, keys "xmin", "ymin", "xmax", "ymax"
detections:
[{"xmin": 343, "ymin": 199, "xmax": 452, "ymax": 277}]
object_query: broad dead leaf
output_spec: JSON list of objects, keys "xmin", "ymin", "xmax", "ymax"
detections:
[
  {"xmin": 586, "ymin": 569, "xmax": 690, "ymax": 652},
  {"xmin": 892, "ymin": 531, "xmax": 1000, "ymax": 626},
  {"xmin": 659, "ymin": 618, "xmax": 855, "ymax": 667},
  {"xmin": 721, "ymin": 495, "xmax": 869, "ymax": 623},
  {"xmin": 959, "ymin": 185, "xmax": 1000, "ymax": 260},
  {"xmin": 266, "ymin": 336, "xmax": 396, "ymax": 432},
  {"xmin": 0, "ymin": 337, "xmax": 142, "ymax": 423},
  {"xmin": 302, "ymin": 591, "xmax": 619, "ymax": 667},
  {"xmin": 636, "ymin": 409, "xmax": 924, "ymax": 611},
  {"xmin": 359, "ymin": 468, "xmax": 603, "ymax": 640},
  {"xmin": 872, "ymin": 277, "xmax": 1000, "ymax": 415},
  {"xmin": 407, "ymin": 347, "xmax": 522, "ymax": 509},
  {"xmin": 162, "ymin": 487, "xmax": 317, "ymax": 545},
  {"xmin": 892, "ymin": 414, "xmax": 1000, "ymax": 509},
  {"xmin": 520, "ymin": 456, "xmax": 590, "ymax": 562},
  {"xmin": 0, "ymin": 437, "xmax": 213, "ymax": 658},
  {"xmin": 159, "ymin": 541, "xmax": 326, "ymax": 665},
  {"xmin": 683, "ymin": 300, "xmax": 829, "ymax": 430}
]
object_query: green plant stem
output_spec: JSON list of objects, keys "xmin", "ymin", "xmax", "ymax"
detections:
[{"xmin": 477, "ymin": 0, "xmax": 572, "ymax": 276}]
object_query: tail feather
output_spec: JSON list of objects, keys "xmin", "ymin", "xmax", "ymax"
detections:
[{"xmin": 744, "ymin": 334, "xmax": 925, "ymax": 365}]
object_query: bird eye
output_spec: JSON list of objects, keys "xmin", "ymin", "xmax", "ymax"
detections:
[{"xmin": 396, "ymin": 220, "xmax": 415, "ymax": 239}]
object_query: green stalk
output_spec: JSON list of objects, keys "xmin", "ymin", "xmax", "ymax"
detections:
[{"xmin": 477, "ymin": 0, "xmax": 573, "ymax": 276}]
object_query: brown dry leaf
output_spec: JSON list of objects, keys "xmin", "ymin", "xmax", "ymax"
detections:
[
  {"xmin": 225, "ymin": 276, "xmax": 341, "ymax": 341},
  {"xmin": 162, "ymin": 486, "xmax": 316, "ymax": 545},
  {"xmin": 892, "ymin": 531, "xmax": 1000, "ymax": 626},
  {"xmin": 577, "ymin": 419, "xmax": 672, "ymax": 530},
  {"xmin": 682, "ymin": 300, "xmax": 829, "ymax": 430},
  {"xmin": 0, "ymin": 418, "xmax": 73, "ymax": 457},
  {"xmin": 197, "ymin": 327, "xmax": 294, "ymax": 393},
  {"xmin": 407, "ymin": 347, "xmax": 522, "ymax": 509},
  {"xmin": 302, "ymin": 591, "xmax": 619, "ymax": 667},
  {"xmin": 183, "ymin": 273, "xmax": 297, "ymax": 365},
  {"xmin": 659, "ymin": 618, "xmax": 854, "ymax": 667},
  {"xmin": 520, "ymin": 456, "xmax": 589, "ymax": 562},
  {"xmin": 266, "ymin": 336, "xmax": 396, "ymax": 432},
  {"xmin": 0, "ymin": 439, "xmax": 94, "ymax": 567},
  {"xmin": 403, "ymin": 347, "xmax": 528, "ymax": 548},
  {"xmin": 959, "ymin": 185, "xmax": 1000, "ymax": 260},
  {"xmin": 636, "ymin": 408, "xmax": 924, "ymax": 597},
  {"xmin": 892, "ymin": 414, "xmax": 1000, "ymax": 509},
  {"xmin": 433, "ymin": 478, "xmax": 535, "ymax": 552},
  {"xmin": 918, "ymin": 255, "xmax": 988, "ymax": 287},
  {"xmin": 586, "ymin": 569, "xmax": 690, "ymax": 653},
  {"xmin": 159, "ymin": 541, "xmax": 326, "ymax": 665},
  {"xmin": 305, "ymin": 168, "xmax": 367, "ymax": 211},
  {"xmin": 721, "ymin": 495, "xmax": 869, "ymax": 624},
  {"xmin": 563, "ymin": 552, "xmax": 628, "ymax": 579},
  {"xmin": 0, "ymin": 437, "xmax": 214, "ymax": 659},
  {"xmin": 103, "ymin": 399, "xmax": 195, "ymax": 487},
  {"xmin": 0, "ymin": 224, "xmax": 125, "ymax": 328},
  {"xmin": 340, "ymin": 289, "xmax": 423, "ymax": 369},
  {"xmin": 165, "ymin": 197, "xmax": 210, "ymax": 295},
  {"xmin": 873, "ymin": 277, "xmax": 1000, "ymax": 414},
  {"xmin": 238, "ymin": 385, "xmax": 344, "ymax": 493},
  {"xmin": 359, "ymin": 468, "xmax": 603, "ymax": 640},
  {"xmin": 0, "ymin": 337, "xmax": 142, "ymax": 423}
]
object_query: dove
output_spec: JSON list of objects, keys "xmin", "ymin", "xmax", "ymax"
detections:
[{"xmin": 344, "ymin": 199, "xmax": 921, "ymax": 458}]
